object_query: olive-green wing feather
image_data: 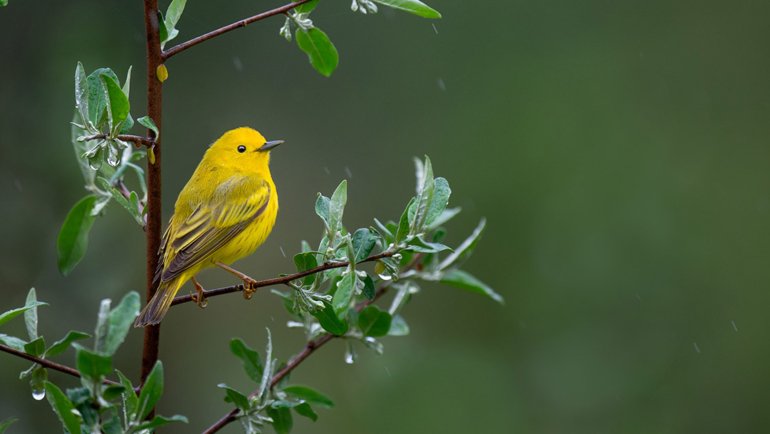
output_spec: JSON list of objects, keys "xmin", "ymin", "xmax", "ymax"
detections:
[{"xmin": 157, "ymin": 176, "xmax": 270, "ymax": 284}]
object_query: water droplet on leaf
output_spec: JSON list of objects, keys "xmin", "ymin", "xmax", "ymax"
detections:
[
  {"xmin": 32, "ymin": 388, "xmax": 45, "ymax": 401},
  {"xmin": 344, "ymin": 341, "xmax": 356, "ymax": 364}
]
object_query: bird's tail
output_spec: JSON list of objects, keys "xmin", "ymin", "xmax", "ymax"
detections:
[{"xmin": 134, "ymin": 279, "xmax": 184, "ymax": 327}]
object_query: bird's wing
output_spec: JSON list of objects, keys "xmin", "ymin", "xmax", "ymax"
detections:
[{"xmin": 157, "ymin": 176, "xmax": 271, "ymax": 284}]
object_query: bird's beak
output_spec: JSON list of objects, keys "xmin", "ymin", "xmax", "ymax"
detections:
[{"xmin": 258, "ymin": 140, "xmax": 284, "ymax": 152}]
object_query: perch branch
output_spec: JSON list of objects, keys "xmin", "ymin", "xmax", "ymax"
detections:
[{"xmin": 170, "ymin": 251, "xmax": 395, "ymax": 306}]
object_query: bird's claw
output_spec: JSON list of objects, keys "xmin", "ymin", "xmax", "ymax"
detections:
[
  {"xmin": 192, "ymin": 278, "xmax": 208, "ymax": 308},
  {"xmin": 242, "ymin": 278, "xmax": 258, "ymax": 300}
]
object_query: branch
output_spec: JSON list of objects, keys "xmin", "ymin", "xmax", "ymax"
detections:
[
  {"xmin": 202, "ymin": 284, "xmax": 390, "ymax": 434},
  {"xmin": 0, "ymin": 344, "xmax": 120, "ymax": 386},
  {"xmin": 170, "ymin": 251, "xmax": 395, "ymax": 306},
  {"xmin": 162, "ymin": 0, "xmax": 313, "ymax": 60},
  {"xmin": 80, "ymin": 133, "xmax": 156, "ymax": 147}
]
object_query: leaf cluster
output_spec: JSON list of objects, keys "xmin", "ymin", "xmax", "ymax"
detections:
[{"xmin": 0, "ymin": 290, "xmax": 186, "ymax": 433}]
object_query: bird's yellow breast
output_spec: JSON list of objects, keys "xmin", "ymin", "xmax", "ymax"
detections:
[{"xmin": 211, "ymin": 188, "xmax": 279, "ymax": 265}]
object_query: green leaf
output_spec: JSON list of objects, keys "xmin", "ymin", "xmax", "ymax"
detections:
[
  {"xmin": 0, "ymin": 334, "xmax": 27, "ymax": 351},
  {"xmin": 158, "ymin": 11, "xmax": 169, "ymax": 45},
  {"xmin": 351, "ymin": 228, "xmax": 377, "ymax": 262},
  {"xmin": 424, "ymin": 177, "xmax": 451, "ymax": 227},
  {"xmin": 427, "ymin": 207, "xmax": 461, "ymax": 230},
  {"xmin": 137, "ymin": 115, "xmax": 159, "ymax": 139},
  {"xmin": 75, "ymin": 346, "xmax": 113, "ymax": 381},
  {"xmin": 294, "ymin": 0, "xmax": 319, "ymax": 13},
  {"xmin": 23, "ymin": 337, "xmax": 45, "ymax": 357},
  {"xmin": 293, "ymin": 252, "xmax": 319, "ymax": 286},
  {"xmin": 100, "ymin": 73, "xmax": 130, "ymax": 129},
  {"xmin": 23, "ymin": 288, "xmax": 38, "ymax": 340},
  {"xmin": 133, "ymin": 414, "xmax": 188, "ymax": 431},
  {"xmin": 395, "ymin": 197, "xmax": 416, "ymax": 244},
  {"xmin": 440, "ymin": 269, "xmax": 503, "ymax": 304},
  {"xmin": 137, "ymin": 361, "xmax": 164, "ymax": 419},
  {"xmin": 120, "ymin": 112, "xmax": 135, "ymax": 134},
  {"xmin": 310, "ymin": 302, "xmax": 348, "ymax": 336},
  {"xmin": 0, "ymin": 418, "xmax": 18, "ymax": 433},
  {"xmin": 165, "ymin": 0, "xmax": 187, "ymax": 30},
  {"xmin": 361, "ymin": 274, "xmax": 375, "ymax": 300},
  {"xmin": 0, "ymin": 299, "xmax": 47, "ymax": 329},
  {"xmin": 103, "ymin": 291, "xmax": 140, "ymax": 355},
  {"xmin": 410, "ymin": 156, "xmax": 435, "ymax": 233},
  {"xmin": 438, "ymin": 218, "xmax": 486, "ymax": 270},
  {"xmin": 85, "ymin": 68, "xmax": 119, "ymax": 127},
  {"xmin": 218, "ymin": 384, "xmax": 250, "ymax": 411},
  {"xmin": 314, "ymin": 194, "xmax": 331, "ymax": 230},
  {"xmin": 46, "ymin": 331, "xmax": 90, "ymax": 357},
  {"xmin": 116, "ymin": 370, "xmax": 138, "ymax": 419},
  {"xmin": 373, "ymin": 0, "xmax": 441, "ymax": 18},
  {"xmin": 331, "ymin": 271, "xmax": 355, "ymax": 315},
  {"xmin": 357, "ymin": 305, "xmax": 392, "ymax": 337},
  {"xmin": 45, "ymin": 381, "xmax": 82, "ymax": 434},
  {"xmin": 372, "ymin": 218, "xmax": 394, "ymax": 244},
  {"xmin": 229, "ymin": 338, "xmax": 263, "ymax": 383},
  {"xmin": 94, "ymin": 299, "xmax": 110, "ymax": 355},
  {"xmin": 75, "ymin": 63, "xmax": 89, "ymax": 122},
  {"xmin": 161, "ymin": 0, "xmax": 187, "ymax": 48},
  {"xmin": 102, "ymin": 383, "xmax": 126, "ymax": 401},
  {"xmin": 328, "ymin": 180, "xmax": 347, "ymax": 234},
  {"xmin": 57, "ymin": 195, "xmax": 98, "ymax": 276},
  {"xmin": 388, "ymin": 314, "xmax": 410, "ymax": 336},
  {"xmin": 295, "ymin": 28, "xmax": 339, "ymax": 77},
  {"xmin": 267, "ymin": 406, "xmax": 293, "ymax": 434},
  {"xmin": 294, "ymin": 402, "xmax": 318, "ymax": 421},
  {"xmin": 283, "ymin": 385, "xmax": 334, "ymax": 408},
  {"xmin": 404, "ymin": 235, "xmax": 451, "ymax": 253}
]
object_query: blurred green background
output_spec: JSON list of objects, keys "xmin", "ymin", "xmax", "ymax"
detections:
[{"xmin": 2, "ymin": 0, "xmax": 770, "ymax": 432}]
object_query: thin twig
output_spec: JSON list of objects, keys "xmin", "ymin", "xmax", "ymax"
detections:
[
  {"xmin": 162, "ymin": 0, "xmax": 313, "ymax": 60},
  {"xmin": 202, "ymin": 285, "xmax": 391, "ymax": 434},
  {"xmin": 81, "ymin": 133, "xmax": 155, "ymax": 147},
  {"xmin": 170, "ymin": 251, "xmax": 395, "ymax": 306},
  {"xmin": 0, "ymin": 344, "xmax": 120, "ymax": 386}
]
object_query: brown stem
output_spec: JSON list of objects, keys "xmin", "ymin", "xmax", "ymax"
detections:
[
  {"xmin": 80, "ymin": 133, "xmax": 155, "ymax": 147},
  {"xmin": 140, "ymin": 0, "xmax": 163, "ymax": 400},
  {"xmin": 170, "ymin": 251, "xmax": 394, "ymax": 306},
  {"xmin": 0, "ymin": 344, "xmax": 120, "ymax": 386},
  {"xmin": 202, "ymin": 285, "xmax": 391, "ymax": 434},
  {"xmin": 162, "ymin": 0, "xmax": 313, "ymax": 60}
]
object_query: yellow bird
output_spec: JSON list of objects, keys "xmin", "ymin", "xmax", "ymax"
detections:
[{"xmin": 134, "ymin": 127, "xmax": 282, "ymax": 327}]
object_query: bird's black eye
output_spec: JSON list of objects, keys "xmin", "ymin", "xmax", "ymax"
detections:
[{"xmin": 237, "ymin": 145, "xmax": 246, "ymax": 153}]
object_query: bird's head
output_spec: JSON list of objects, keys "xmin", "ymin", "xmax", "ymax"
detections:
[{"xmin": 205, "ymin": 127, "xmax": 283, "ymax": 172}]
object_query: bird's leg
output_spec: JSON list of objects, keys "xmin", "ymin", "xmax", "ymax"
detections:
[
  {"xmin": 191, "ymin": 276, "xmax": 208, "ymax": 308},
  {"xmin": 215, "ymin": 262, "xmax": 259, "ymax": 300}
]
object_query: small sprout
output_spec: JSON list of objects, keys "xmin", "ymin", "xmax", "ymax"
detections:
[
  {"xmin": 288, "ymin": 11, "xmax": 313, "ymax": 31},
  {"xmin": 351, "ymin": 0, "xmax": 378, "ymax": 14},
  {"xmin": 279, "ymin": 17, "xmax": 292, "ymax": 41}
]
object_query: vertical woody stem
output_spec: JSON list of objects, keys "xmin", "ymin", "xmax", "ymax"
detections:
[{"xmin": 141, "ymin": 0, "xmax": 163, "ymax": 392}]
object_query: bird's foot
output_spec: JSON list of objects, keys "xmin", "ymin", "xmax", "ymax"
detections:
[
  {"xmin": 242, "ymin": 277, "xmax": 258, "ymax": 300},
  {"xmin": 191, "ymin": 277, "xmax": 208, "ymax": 308},
  {"xmin": 215, "ymin": 262, "xmax": 259, "ymax": 300}
]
